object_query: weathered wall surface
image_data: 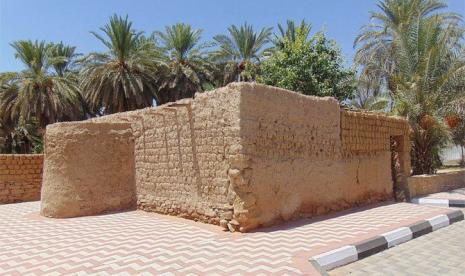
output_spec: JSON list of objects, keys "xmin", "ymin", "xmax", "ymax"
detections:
[
  {"xmin": 0, "ymin": 154, "xmax": 43, "ymax": 204},
  {"xmin": 408, "ymin": 169, "xmax": 465, "ymax": 198},
  {"xmin": 40, "ymin": 83, "xmax": 411, "ymax": 231},
  {"xmin": 341, "ymin": 110, "xmax": 411, "ymax": 174},
  {"xmin": 86, "ymin": 87, "xmax": 242, "ymax": 224},
  {"xmin": 228, "ymin": 84, "xmax": 409, "ymax": 231},
  {"xmin": 40, "ymin": 122, "xmax": 136, "ymax": 218}
]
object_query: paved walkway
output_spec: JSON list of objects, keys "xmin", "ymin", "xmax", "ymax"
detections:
[
  {"xmin": 330, "ymin": 213, "xmax": 465, "ymax": 276},
  {"xmin": 0, "ymin": 201, "xmax": 457, "ymax": 275}
]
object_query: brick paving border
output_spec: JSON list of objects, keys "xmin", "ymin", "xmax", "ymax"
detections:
[{"xmin": 311, "ymin": 210, "xmax": 464, "ymax": 271}]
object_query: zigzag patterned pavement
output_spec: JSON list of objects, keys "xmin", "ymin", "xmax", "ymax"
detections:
[{"xmin": 0, "ymin": 201, "xmax": 454, "ymax": 275}]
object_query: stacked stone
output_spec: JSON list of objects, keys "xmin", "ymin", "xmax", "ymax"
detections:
[{"xmin": 0, "ymin": 154, "xmax": 43, "ymax": 204}]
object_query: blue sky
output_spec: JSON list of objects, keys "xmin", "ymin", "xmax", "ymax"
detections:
[{"xmin": 1, "ymin": 0, "xmax": 464, "ymax": 72}]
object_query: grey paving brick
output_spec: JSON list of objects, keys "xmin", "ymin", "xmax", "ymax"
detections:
[{"xmin": 330, "ymin": 214, "xmax": 465, "ymax": 276}]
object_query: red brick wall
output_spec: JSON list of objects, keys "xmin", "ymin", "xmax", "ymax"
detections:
[{"xmin": 0, "ymin": 154, "xmax": 43, "ymax": 204}]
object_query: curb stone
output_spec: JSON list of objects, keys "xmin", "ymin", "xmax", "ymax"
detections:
[
  {"xmin": 310, "ymin": 210, "xmax": 464, "ymax": 271},
  {"xmin": 411, "ymin": 197, "xmax": 465, "ymax": 208}
]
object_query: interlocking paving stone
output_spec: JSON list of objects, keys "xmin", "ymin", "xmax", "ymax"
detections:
[
  {"xmin": 0, "ymin": 201, "xmax": 457, "ymax": 275},
  {"xmin": 330, "ymin": 211, "xmax": 465, "ymax": 276}
]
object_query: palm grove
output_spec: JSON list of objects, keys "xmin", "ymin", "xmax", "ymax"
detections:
[{"xmin": 0, "ymin": 0, "xmax": 464, "ymax": 175}]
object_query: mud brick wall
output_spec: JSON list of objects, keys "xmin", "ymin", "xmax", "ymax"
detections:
[
  {"xmin": 40, "ymin": 83, "xmax": 411, "ymax": 231},
  {"xmin": 84, "ymin": 86, "xmax": 242, "ymax": 224},
  {"xmin": 341, "ymin": 110, "xmax": 411, "ymax": 174},
  {"xmin": 0, "ymin": 154, "xmax": 43, "ymax": 204},
  {"xmin": 41, "ymin": 122, "xmax": 136, "ymax": 218},
  {"xmin": 230, "ymin": 84, "xmax": 408, "ymax": 231}
]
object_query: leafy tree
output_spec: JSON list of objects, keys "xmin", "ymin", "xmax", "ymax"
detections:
[
  {"xmin": 0, "ymin": 40, "xmax": 83, "ymax": 128},
  {"xmin": 80, "ymin": 15, "xmax": 160, "ymax": 114},
  {"xmin": 259, "ymin": 22, "xmax": 355, "ymax": 101},
  {"xmin": 154, "ymin": 23, "xmax": 214, "ymax": 104},
  {"xmin": 211, "ymin": 23, "xmax": 272, "ymax": 82},
  {"xmin": 356, "ymin": 0, "xmax": 465, "ymax": 174}
]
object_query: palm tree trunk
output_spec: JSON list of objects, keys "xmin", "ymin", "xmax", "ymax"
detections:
[{"xmin": 461, "ymin": 146, "xmax": 464, "ymax": 167}]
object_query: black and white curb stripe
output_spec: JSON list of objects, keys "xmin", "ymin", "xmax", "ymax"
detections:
[
  {"xmin": 310, "ymin": 210, "xmax": 464, "ymax": 271},
  {"xmin": 412, "ymin": 197, "xmax": 465, "ymax": 208}
]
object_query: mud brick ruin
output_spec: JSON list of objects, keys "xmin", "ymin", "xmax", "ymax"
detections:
[{"xmin": 40, "ymin": 83, "xmax": 410, "ymax": 232}]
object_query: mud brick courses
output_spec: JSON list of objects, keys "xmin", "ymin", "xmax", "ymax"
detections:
[
  {"xmin": 341, "ymin": 110, "xmax": 411, "ymax": 173},
  {"xmin": 84, "ymin": 87, "xmax": 242, "ymax": 224},
  {"xmin": 0, "ymin": 154, "xmax": 43, "ymax": 204}
]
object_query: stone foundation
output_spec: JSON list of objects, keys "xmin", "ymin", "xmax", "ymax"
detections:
[
  {"xmin": 40, "ymin": 83, "xmax": 411, "ymax": 231},
  {"xmin": 0, "ymin": 154, "xmax": 43, "ymax": 204}
]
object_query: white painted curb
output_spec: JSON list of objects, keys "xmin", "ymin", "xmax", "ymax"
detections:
[
  {"xmin": 427, "ymin": 214, "xmax": 450, "ymax": 231},
  {"xmin": 310, "ymin": 210, "xmax": 464, "ymax": 272},
  {"xmin": 381, "ymin": 227, "xmax": 412, "ymax": 248},
  {"xmin": 411, "ymin": 198, "xmax": 449, "ymax": 207},
  {"xmin": 312, "ymin": 245, "xmax": 357, "ymax": 270}
]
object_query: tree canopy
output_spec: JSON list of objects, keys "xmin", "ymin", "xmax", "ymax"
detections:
[
  {"xmin": 354, "ymin": 0, "xmax": 465, "ymax": 174},
  {"xmin": 259, "ymin": 21, "xmax": 355, "ymax": 101}
]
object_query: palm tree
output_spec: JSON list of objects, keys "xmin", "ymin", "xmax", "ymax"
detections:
[
  {"xmin": 154, "ymin": 23, "xmax": 214, "ymax": 104},
  {"xmin": 350, "ymin": 92, "xmax": 389, "ymax": 111},
  {"xmin": 354, "ymin": 0, "xmax": 461, "ymax": 94},
  {"xmin": 274, "ymin": 19, "xmax": 312, "ymax": 49},
  {"xmin": 0, "ymin": 117, "xmax": 42, "ymax": 154},
  {"xmin": 351, "ymin": 64, "xmax": 390, "ymax": 111},
  {"xmin": 48, "ymin": 42, "xmax": 80, "ymax": 77},
  {"xmin": 211, "ymin": 23, "xmax": 272, "ymax": 82},
  {"xmin": 356, "ymin": 0, "xmax": 465, "ymax": 174},
  {"xmin": 0, "ymin": 40, "xmax": 83, "ymax": 128},
  {"xmin": 393, "ymin": 16, "xmax": 464, "ymax": 174},
  {"xmin": 80, "ymin": 15, "xmax": 160, "ymax": 114}
]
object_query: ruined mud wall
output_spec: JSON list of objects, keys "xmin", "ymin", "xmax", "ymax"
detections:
[
  {"xmin": 40, "ymin": 122, "xmax": 136, "ymax": 218},
  {"xmin": 0, "ymin": 154, "xmax": 43, "ymax": 204},
  {"xmin": 228, "ymin": 84, "xmax": 410, "ymax": 231},
  {"xmin": 40, "ymin": 83, "xmax": 411, "ymax": 231},
  {"xmin": 88, "ymin": 86, "xmax": 242, "ymax": 224}
]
